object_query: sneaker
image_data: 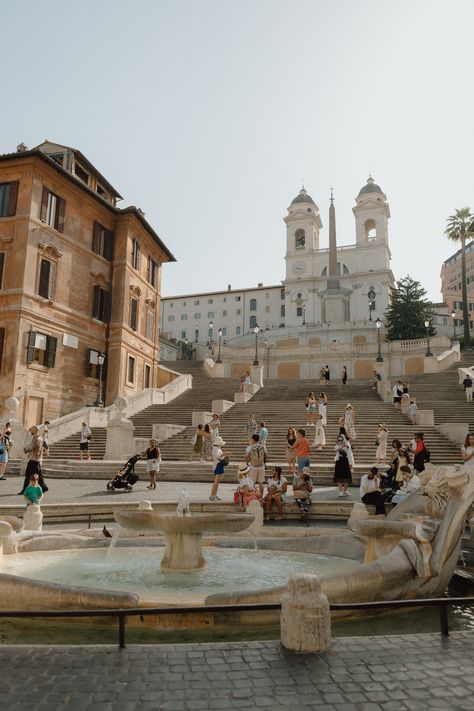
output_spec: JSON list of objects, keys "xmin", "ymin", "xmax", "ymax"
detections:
[
  {"xmin": 209, "ymin": 495, "xmax": 217, "ymax": 501},
  {"xmin": 344, "ymin": 491, "xmax": 351, "ymax": 497},
  {"xmin": 214, "ymin": 496, "xmax": 222, "ymax": 501},
  {"xmin": 338, "ymin": 492, "xmax": 344, "ymax": 497},
  {"xmin": 0, "ymin": 476, "xmax": 6, "ymax": 481}
]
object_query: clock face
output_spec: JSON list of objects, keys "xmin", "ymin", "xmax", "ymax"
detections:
[{"xmin": 292, "ymin": 261, "xmax": 307, "ymax": 276}]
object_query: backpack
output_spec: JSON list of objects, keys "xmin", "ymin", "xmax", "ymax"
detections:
[{"xmin": 250, "ymin": 444, "xmax": 265, "ymax": 467}]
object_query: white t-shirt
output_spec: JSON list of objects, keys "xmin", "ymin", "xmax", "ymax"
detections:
[
  {"xmin": 462, "ymin": 446, "xmax": 474, "ymax": 470},
  {"xmin": 268, "ymin": 476, "xmax": 287, "ymax": 492},
  {"xmin": 212, "ymin": 446, "xmax": 222, "ymax": 467},
  {"xmin": 80, "ymin": 426, "xmax": 91, "ymax": 444},
  {"xmin": 239, "ymin": 476, "xmax": 255, "ymax": 490},
  {"xmin": 359, "ymin": 474, "xmax": 379, "ymax": 498}
]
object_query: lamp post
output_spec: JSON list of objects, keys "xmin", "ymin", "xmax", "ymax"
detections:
[
  {"xmin": 216, "ymin": 328, "xmax": 223, "ymax": 363},
  {"xmin": 253, "ymin": 325, "xmax": 260, "ymax": 365},
  {"xmin": 95, "ymin": 352, "xmax": 106, "ymax": 407},
  {"xmin": 451, "ymin": 310, "xmax": 457, "ymax": 340},
  {"xmin": 184, "ymin": 337, "xmax": 189, "ymax": 360},
  {"xmin": 302, "ymin": 304, "xmax": 306, "ymax": 325},
  {"xmin": 195, "ymin": 325, "xmax": 199, "ymax": 343},
  {"xmin": 208, "ymin": 320, "xmax": 214, "ymax": 350},
  {"xmin": 375, "ymin": 318, "xmax": 383, "ymax": 362},
  {"xmin": 424, "ymin": 318, "xmax": 433, "ymax": 357},
  {"xmin": 368, "ymin": 289, "xmax": 375, "ymax": 321}
]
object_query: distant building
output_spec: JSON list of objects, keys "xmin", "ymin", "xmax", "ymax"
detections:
[
  {"xmin": 441, "ymin": 241, "xmax": 474, "ymax": 330},
  {"xmin": 0, "ymin": 140, "xmax": 174, "ymax": 424}
]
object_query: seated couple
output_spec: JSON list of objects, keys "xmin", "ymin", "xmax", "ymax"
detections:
[{"xmin": 264, "ymin": 466, "xmax": 313, "ymax": 521}]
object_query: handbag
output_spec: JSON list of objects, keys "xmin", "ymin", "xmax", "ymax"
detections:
[{"xmin": 233, "ymin": 489, "xmax": 242, "ymax": 505}]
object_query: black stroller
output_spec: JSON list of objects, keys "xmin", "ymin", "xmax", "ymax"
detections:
[{"xmin": 106, "ymin": 454, "xmax": 141, "ymax": 493}]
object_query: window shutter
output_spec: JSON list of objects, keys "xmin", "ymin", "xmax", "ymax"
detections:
[
  {"xmin": 103, "ymin": 290, "xmax": 111, "ymax": 322},
  {"xmin": 92, "ymin": 222, "xmax": 100, "ymax": 253},
  {"xmin": 44, "ymin": 336, "xmax": 57, "ymax": 368},
  {"xmin": 0, "ymin": 252, "xmax": 4, "ymax": 290},
  {"xmin": 7, "ymin": 181, "xmax": 19, "ymax": 216},
  {"xmin": 40, "ymin": 186, "xmax": 49, "ymax": 222},
  {"xmin": 0, "ymin": 327, "xmax": 4, "ymax": 374},
  {"xmin": 85, "ymin": 347, "xmax": 92, "ymax": 377},
  {"xmin": 57, "ymin": 197, "xmax": 66, "ymax": 232},
  {"xmin": 130, "ymin": 298, "xmax": 138, "ymax": 331},
  {"xmin": 38, "ymin": 259, "xmax": 51, "ymax": 298},
  {"xmin": 27, "ymin": 330, "xmax": 37, "ymax": 363},
  {"xmin": 92, "ymin": 285, "xmax": 100, "ymax": 318},
  {"xmin": 105, "ymin": 231, "xmax": 114, "ymax": 261}
]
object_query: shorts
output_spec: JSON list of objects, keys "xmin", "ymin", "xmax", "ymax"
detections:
[
  {"xmin": 307, "ymin": 404, "xmax": 316, "ymax": 413},
  {"xmin": 146, "ymin": 459, "xmax": 160, "ymax": 472},
  {"xmin": 393, "ymin": 397, "xmax": 401, "ymax": 404},
  {"xmin": 250, "ymin": 465, "xmax": 265, "ymax": 484},
  {"xmin": 297, "ymin": 456, "xmax": 310, "ymax": 472},
  {"xmin": 80, "ymin": 442, "xmax": 89, "ymax": 451}
]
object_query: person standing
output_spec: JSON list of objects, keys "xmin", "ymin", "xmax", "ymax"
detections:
[
  {"xmin": 142, "ymin": 438, "xmax": 160, "ymax": 490},
  {"xmin": 312, "ymin": 414, "xmax": 325, "ymax": 450},
  {"xmin": 19, "ymin": 426, "xmax": 48, "ymax": 495},
  {"xmin": 246, "ymin": 433, "xmax": 266, "ymax": 495},
  {"xmin": 463, "ymin": 375, "xmax": 473, "ymax": 402},
  {"xmin": 189, "ymin": 424, "xmax": 205, "ymax": 461},
  {"xmin": 375, "ymin": 424, "xmax": 388, "ymax": 465},
  {"xmin": 201, "ymin": 424, "xmax": 213, "ymax": 461},
  {"xmin": 324, "ymin": 365, "xmax": 331, "ymax": 385},
  {"xmin": 408, "ymin": 400, "xmax": 417, "ymax": 425},
  {"xmin": 318, "ymin": 392, "xmax": 328, "ymax": 426},
  {"xmin": 292, "ymin": 428, "xmax": 311, "ymax": 473},
  {"xmin": 413, "ymin": 432, "xmax": 429, "ymax": 474},
  {"xmin": 305, "ymin": 392, "xmax": 317, "ymax": 425},
  {"xmin": 245, "ymin": 414, "xmax": 258, "ymax": 443},
  {"xmin": 0, "ymin": 431, "xmax": 8, "ymax": 481},
  {"xmin": 343, "ymin": 404, "xmax": 357, "ymax": 441},
  {"xmin": 208, "ymin": 413, "xmax": 221, "ymax": 443},
  {"xmin": 333, "ymin": 434, "xmax": 353, "ymax": 497},
  {"xmin": 209, "ymin": 436, "xmax": 227, "ymax": 501},
  {"xmin": 258, "ymin": 421, "xmax": 268, "ymax": 453},
  {"xmin": 342, "ymin": 366, "xmax": 348, "ymax": 385},
  {"xmin": 392, "ymin": 381, "xmax": 403, "ymax": 412},
  {"xmin": 79, "ymin": 422, "xmax": 92, "ymax": 461},
  {"xmin": 38, "ymin": 420, "xmax": 50, "ymax": 456},
  {"xmin": 461, "ymin": 433, "xmax": 474, "ymax": 471},
  {"xmin": 359, "ymin": 466, "xmax": 385, "ymax": 515},
  {"xmin": 285, "ymin": 427, "xmax": 297, "ymax": 475}
]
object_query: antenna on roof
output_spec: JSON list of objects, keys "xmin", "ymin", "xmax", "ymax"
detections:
[{"xmin": 17, "ymin": 142, "xmax": 28, "ymax": 153}]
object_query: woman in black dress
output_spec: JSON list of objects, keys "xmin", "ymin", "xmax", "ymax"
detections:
[{"xmin": 333, "ymin": 434, "xmax": 353, "ymax": 497}]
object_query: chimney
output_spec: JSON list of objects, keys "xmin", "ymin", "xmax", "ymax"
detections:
[
  {"xmin": 258, "ymin": 283, "xmax": 263, "ymax": 288},
  {"xmin": 17, "ymin": 142, "xmax": 28, "ymax": 152},
  {"xmin": 227, "ymin": 284, "xmax": 231, "ymax": 291}
]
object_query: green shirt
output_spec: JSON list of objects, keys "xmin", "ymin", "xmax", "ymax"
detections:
[{"xmin": 24, "ymin": 484, "xmax": 43, "ymax": 504}]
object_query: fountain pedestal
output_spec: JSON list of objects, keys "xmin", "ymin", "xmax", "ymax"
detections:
[{"xmin": 162, "ymin": 532, "xmax": 205, "ymax": 569}]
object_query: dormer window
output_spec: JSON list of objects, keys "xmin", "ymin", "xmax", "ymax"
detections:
[
  {"xmin": 295, "ymin": 229, "xmax": 305, "ymax": 249},
  {"xmin": 74, "ymin": 162, "xmax": 90, "ymax": 185}
]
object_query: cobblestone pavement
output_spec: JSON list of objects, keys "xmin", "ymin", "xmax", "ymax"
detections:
[{"xmin": 1, "ymin": 632, "xmax": 473, "ymax": 710}]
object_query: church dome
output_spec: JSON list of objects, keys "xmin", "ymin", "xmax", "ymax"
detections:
[
  {"xmin": 290, "ymin": 188, "xmax": 316, "ymax": 205},
  {"xmin": 358, "ymin": 176, "xmax": 383, "ymax": 196}
]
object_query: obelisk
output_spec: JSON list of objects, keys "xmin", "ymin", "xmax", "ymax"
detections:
[{"xmin": 327, "ymin": 189, "xmax": 339, "ymax": 290}]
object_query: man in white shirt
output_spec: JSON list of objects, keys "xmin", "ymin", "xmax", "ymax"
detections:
[{"xmin": 391, "ymin": 466, "xmax": 421, "ymax": 505}]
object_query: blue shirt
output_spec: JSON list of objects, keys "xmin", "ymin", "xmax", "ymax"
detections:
[{"xmin": 24, "ymin": 484, "xmax": 43, "ymax": 504}]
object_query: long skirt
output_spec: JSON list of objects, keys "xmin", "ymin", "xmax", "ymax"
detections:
[{"xmin": 333, "ymin": 457, "xmax": 352, "ymax": 484}]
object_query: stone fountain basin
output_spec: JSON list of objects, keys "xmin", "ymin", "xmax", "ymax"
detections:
[{"xmin": 114, "ymin": 511, "xmax": 255, "ymax": 535}]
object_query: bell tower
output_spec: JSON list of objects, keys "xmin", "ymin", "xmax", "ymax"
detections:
[
  {"xmin": 353, "ymin": 176, "xmax": 390, "ymax": 246},
  {"xmin": 284, "ymin": 187, "xmax": 322, "ymax": 281}
]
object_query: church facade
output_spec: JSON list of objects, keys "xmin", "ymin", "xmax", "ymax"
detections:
[{"xmin": 160, "ymin": 177, "xmax": 395, "ymax": 346}]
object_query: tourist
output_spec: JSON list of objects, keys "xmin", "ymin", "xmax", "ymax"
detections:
[
  {"xmin": 318, "ymin": 392, "xmax": 328, "ymax": 426},
  {"xmin": 38, "ymin": 420, "xmax": 50, "ymax": 455},
  {"xmin": 319, "ymin": 367, "xmax": 326, "ymax": 385},
  {"xmin": 392, "ymin": 381, "xmax": 403, "ymax": 412},
  {"xmin": 395, "ymin": 447, "xmax": 411, "ymax": 484},
  {"xmin": 258, "ymin": 421, "xmax": 268, "ymax": 453},
  {"xmin": 375, "ymin": 424, "xmax": 388, "ymax": 465},
  {"xmin": 142, "ymin": 438, "xmax": 160, "ymax": 490},
  {"xmin": 23, "ymin": 473, "xmax": 43, "ymax": 507},
  {"xmin": 342, "ymin": 365, "xmax": 348, "ymax": 385},
  {"xmin": 312, "ymin": 414, "xmax": 325, "ymax": 450},
  {"xmin": 208, "ymin": 413, "xmax": 221, "ymax": 443},
  {"xmin": 391, "ymin": 466, "xmax": 421, "ymax": 505},
  {"xmin": 0, "ymin": 431, "xmax": 8, "ymax": 480},
  {"xmin": 333, "ymin": 434, "xmax": 353, "ymax": 497},
  {"xmin": 236, "ymin": 463, "xmax": 262, "ymax": 509},
  {"xmin": 264, "ymin": 466, "xmax": 287, "ymax": 520},
  {"xmin": 461, "ymin": 433, "xmax": 474, "ymax": 471},
  {"xmin": 305, "ymin": 392, "xmax": 317, "ymax": 425},
  {"xmin": 401, "ymin": 383, "xmax": 410, "ymax": 415},
  {"xmin": 359, "ymin": 466, "xmax": 385, "ymax": 515},
  {"xmin": 343, "ymin": 404, "xmax": 357, "ymax": 441},
  {"xmin": 209, "ymin": 436, "xmax": 227, "ymax": 501},
  {"xmin": 246, "ymin": 433, "xmax": 266, "ymax": 495},
  {"xmin": 372, "ymin": 370, "xmax": 382, "ymax": 390},
  {"xmin": 285, "ymin": 427, "xmax": 297, "ymax": 475},
  {"xmin": 324, "ymin": 365, "xmax": 330, "ymax": 385},
  {"xmin": 202, "ymin": 424, "xmax": 213, "ymax": 461},
  {"xmin": 245, "ymin": 414, "xmax": 258, "ymax": 442},
  {"xmin": 79, "ymin": 422, "xmax": 92, "ymax": 461},
  {"xmin": 3, "ymin": 422, "xmax": 13, "ymax": 451},
  {"xmin": 239, "ymin": 370, "xmax": 251, "ymax": 392},
  {"xmin": 413, "ymin": 432, "xmax": 429, "ymax": 474},
  {"xmin": 19, "ymin": 426, "xmax": 48, "ymax": 495},
  {"xmin": 408, "ymin": 400, "xmax": 417, "ymax": 425},
  {"xmin": 292, "ymin": 466, "xmax": 313, "ymax": 522},
  {"xmin": 463, "ymin": 374, "xmax": 473, "ymax": 402},
  {"xmin": 189, "ymin": 424, "xmax": 205, "ymax": 461},
  {"xmin": 292, "ymin": 428, "xmax": 311, "ymax": 473}
]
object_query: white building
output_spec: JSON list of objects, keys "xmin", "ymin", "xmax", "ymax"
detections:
[{"xmin": 160, "ymin": 177, "xmax": 395, "ymax": 347}]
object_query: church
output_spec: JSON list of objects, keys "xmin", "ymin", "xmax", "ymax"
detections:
[{"xmin": 160, "ymin": 176, "xmax": 395, "ymax": 346}]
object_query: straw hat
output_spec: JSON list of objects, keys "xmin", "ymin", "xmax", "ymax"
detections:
[{"xmin": 238, "ymin": 463, "xmax": 251, "ymax": 476}]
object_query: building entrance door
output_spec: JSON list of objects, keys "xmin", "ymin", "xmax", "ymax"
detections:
[{"xmin": 26, "ymin": 396, "xmax": 44, "ymax": 428}]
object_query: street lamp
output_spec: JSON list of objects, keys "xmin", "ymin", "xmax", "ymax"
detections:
[
  {"xmin": 253, "ymin": 324, "xmax": 260, "ymax": 365},
  {"xmin": 94, "ymin": 352, "xmax": 106, "ymax": 407},
  {"xmin": 375, "ymin": 318, "xmax": 383, "ymax": 362},
  {"xmin": 424, "ymin": 318, "xmax": 433, "ymax": 357},
  {"xmin": 302, "ymin": 304, "xmax": 306, "ymax": 325},
  {"xmin": 451, "ymin": 310, "xmax": 457, "ymax": 340},
  {"xmin": 216, "ymin": 328, "xmax": 223, "ymax": 363},
  {"xmin": 208, "ymin": 320, "xmax": 214, "ymax": 350},
  {"xmin": 195, "ymin": 325, "xmax": 199, "ymax": 343}
]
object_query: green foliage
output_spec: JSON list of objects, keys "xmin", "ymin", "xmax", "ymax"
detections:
[{"xmin": 384, "ymin": 275, "xmax": 436, "ymax": 341}]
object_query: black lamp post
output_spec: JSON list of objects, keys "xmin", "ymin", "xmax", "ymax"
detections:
[
  {"xmin": 195, "ymin": 325, "xmax": 199, "ymax": 343},
  {"xmin": 451, "ymin": 310, "xmax": 457, "ymax": 340},
  {"xmin": 95, "ymin": 352, "xmax": 106, "ymax": 407},
  {"xmin": 208, "ymin": 320, "xmax": 214, "ymax": 350},
  {"xmin": 216, "ymin": 328, "xmax": 223, "ymax": 363},
  {"xmin": 424, "ymin": 319, "xmax": 433, "ymax": 357},
  {"xmin": 368, "ymin": 289, "xmax": 375, "ymax": 321},
  {"xmin": 253, "ymin": 325, "xmax": 260, "ymax": 365},
  {"xmin": 302, "ymin": 304, "xmax": 306, "ymax": 325},
  {"xmin": 375, "ymin": 318, "xmax": 383, "ymax": 362}
]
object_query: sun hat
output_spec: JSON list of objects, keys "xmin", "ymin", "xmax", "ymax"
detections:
[
  {"xmin": 213, "ymin": 436, "xmax": 226, "ymax": 446},
  {"xmin": 238, "ymin": 463, "xmax": 251, "ymax": 475}
]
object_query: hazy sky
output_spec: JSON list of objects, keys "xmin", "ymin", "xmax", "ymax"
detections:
[{"xmin": 2, "ymin": 0, "xmax": 473, "ymax": 302}]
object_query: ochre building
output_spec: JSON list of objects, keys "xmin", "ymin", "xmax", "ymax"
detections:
[{"xmin": 0, "ymin": 141, "xmax": 175, "ymax": 425}]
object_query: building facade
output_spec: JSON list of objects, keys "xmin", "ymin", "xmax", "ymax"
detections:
[
  {"xmin": 441, "ymin": 241, "xmax": 474, "ymax": 332},
  {"xmin": 160, "ymin": 177, "xmax": 395, "ymax": 345},
  {"xmin": 0, "ymin": 141, "xmax": 174, "ymax": 425}
]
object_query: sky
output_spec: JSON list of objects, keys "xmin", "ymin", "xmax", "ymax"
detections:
[{"xmin": 2, "ymin": 0, "xmax": 473, "ymax": 302}]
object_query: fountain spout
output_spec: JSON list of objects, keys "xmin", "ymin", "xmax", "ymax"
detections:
[{"xmin": 176, "ymin": 490, "xmax": 191, "ymax": 517}]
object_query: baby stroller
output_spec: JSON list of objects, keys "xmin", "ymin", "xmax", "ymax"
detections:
[{"xmin": 106, "ymin": 454, "xmax": 141, "ymax": 493}]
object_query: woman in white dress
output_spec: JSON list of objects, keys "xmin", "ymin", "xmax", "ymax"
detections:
[
  {"xmin": 375, "ymin": 424, "xmax": 388, "ymax": 465},
  {"xmin": 461, "ymin": 433, "xmax": 474, "ymax": 471},
  {"xmin": 318, "ymin": 392, "xmax": 328, "ymax": 426},
  {"xmin": 343, "ymin": 404, "xmax": 356, "ymax": 441},
  {"xmin": 312, "ymin": 414, "xmax": 326, "ymax": 450}
]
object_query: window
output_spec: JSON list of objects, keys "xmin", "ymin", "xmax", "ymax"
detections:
[
  {"xmin": 281, "ymin": 289, "xmax": 285, "ymax": 300},
  {"xmin": 235, "ymin": 296, "xmax": 241, "ymax": 301},
  {"xmin": 265, "ymin": 293, "xmax": 269, "ymax": 299},
  {"xmin": 181, "ymin": 330, "xmax": 187, "ymax": 339},
  {"xmin": 92, "ymin": 285, "xmax": 110, "ymax": 322},
  {"xmin": 38, "ymin": 259, "xmax": 55, "ymax": 299},
  {"xmin": 144, "ymin": 363, "xmax": 151, "ymax": 388},
  {"xmin": 193, "ymin": 312, "xmax": 201, "ymax": 319},
  {"xmin": 131, "ymin": 239, "xmax": 141, "ymax": 270},
  {"xmin": 168, "ymin": 315, "xmax": 175, "ymax": 321},
  {"xmin": 296, "ymin": 306, "xmax": 303, "ymax": 317},
  {"xmin": 181, "ymin": 314, "xmax": 188, "ymax": 320},
  {"xmin": 85, "ymin": 349, "xmax": 106, "ymax": 379},
  {"xmin": 26, "ymin": 331, "xmax": 57, "ymax": 368},
  {"xmin": 147, "ymin": 256, "xmax": 158, "ymax": 287},
  {"xmin": 222, "ymin": 310, "xmax": 227, "ymax": 316},
  {"xmin": 207, "ymin": 311, "xmax": 214, "ymax": 318},
  {"xmin": 295, "ymin": 229, "xmax": 305, "ymax": 249},
  {"xmin": 194, "ymin": 300, "xmax": 200, "ymax": 305},
  {"xmin": 236, "ymin": 326, "xmax": 241, "ymax": 335},
  {"xmin": 127, "ymin": 355, "xmax": 135, "ymax": 384},
  {"xmin": 0, "ymin": 252, "xmax": 4, "ymax": 289},
  {"xmin": 250, "ymin": 299, "xmax": 257, "ymax": 311},
  {"xmin": 130, "ymin": 298, "xmax": 138, "ymax": 331},
  {"xmin": 364, "ymin": 219, "xmax": 377, "ymax": 241},
  {"xmin": 221, "ymin": 327, "xmax": 227, "ymax": 336},
  {"xmin": 146, "ymin": 309, "xmax": 154, "ymax": 341},
  {"xmin": 281, "ymin": 305, "xmax": 285, "ymax": 317},
  {"xmin": 208, "ymin": 299, "xmax": 213, "ymax": 304},
  {"xmin": 0, "ymin": 181, "xmax": 19, "ymax": 217},
  {"xmin": 40, "ymin": 187, "xmax": 66, "ymax": 232},
  {"xmin": 265, "ymin": 306, "xmax": 270, "ymax": 313},
  {"xmin": 249, "ymin": 315, "xmax": 257, "ymax": 328},
  {"xmin": 223, "ymin": 297, "xmax": 227, "ymax": 303},
  {"xmin": 170, "ymin": 302, "xmax": 174, "ymax": 307},
  {"xmin": 236, "ymin": 309, "xmax": 241, "ymax": 315},
  {"xmin": 74, "ymin": 162, "xmax": 89, "ymax": 185},
  {"xmin": 92, "ymin": 222, "xmax": 114, "ymax": 261}
]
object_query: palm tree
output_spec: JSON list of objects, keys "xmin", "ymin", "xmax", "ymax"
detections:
[{"xmin": 445, "ymin": 207, "xmax": 474, "ymax": 349}]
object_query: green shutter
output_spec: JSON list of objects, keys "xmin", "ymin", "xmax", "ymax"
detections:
[
  {"xmin": 26, "ymin": 330, "xmax": 36, "ymax": 363},
  {"xmin": 38, "ymin": 259, "xmax": 51, "ymax": 298},
  {"xmin": 44, "ymin": 336, "xmax": 57, "ymax": 368}
]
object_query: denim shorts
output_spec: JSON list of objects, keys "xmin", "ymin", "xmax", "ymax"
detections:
[{"xmin": 297, "ymin": 456, "xmax": 310, "ymax": 472}]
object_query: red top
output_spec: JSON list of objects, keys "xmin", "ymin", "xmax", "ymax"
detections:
[{"xmin": 295, "ymin": 437, "xmax": 311, "ymax": 456}]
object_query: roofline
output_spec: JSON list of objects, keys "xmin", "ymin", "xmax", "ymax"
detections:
[
  {"xmin": 162, "ymin": 284, "xmax": 284, "ymax": 300},
  {"xmin": 443, "ymin": 239, "xmax": 474, "ymax": 265},
  {"xmin": 0, "ymin": 149, "xmax": 175, "ymax": 261},
  {"xmin": 71, "ymin": 148, "xmax": 123, "ymax": 199}
]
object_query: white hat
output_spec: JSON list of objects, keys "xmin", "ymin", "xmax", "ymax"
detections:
[
  {"xmin": 213, "ymin": 436, "xmax": 226, "ymax": 446},
  {"xmin": 238, "ymin": 463, "xmax": 251, "ymax": 475},
  {"xmin": 302, "ymin": 466, "xmax": 312, "ymax": 475}
]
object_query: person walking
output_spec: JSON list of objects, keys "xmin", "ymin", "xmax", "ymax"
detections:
[
  {"xmin": 359, "ymin": 466, "xmax": 386, "ymax": 515},
  {"xmin": 342, "ymin": 366, "xmax": 348, "ymax": 385},
  {"xmin": 245, "ymin": 414, "xmax": 258, "ymax": 443},
  {"xmin": 38, "ymin": 420, "xmax": 50, "ymax": 456},
  {"xmin": 258, "ymin": 421, "xmax": 268, "ymax": 453},
  {"xmin": 413, "ymin": 432, "xmax": 429, "ymax": 474},
  {"xmin": 292, "ymin": 428, "xmax": 311, "ymax": 473},
  {"xmin": 343, "ymin": 404, "xmax": 356, "ymax": 441},
  {"xmin": 318, "ymin": 392, "xmax": 328, "ymax": 426},
  {"xmin": 285, "ymin": 427, "xmax": 297, "ymax": 475},
  {"xmin": 392, "ymin": 381, "xmax": 403, "ymax": 412},
  {"xmin": 208, "ymin": 413, "xmax": 221, "ymax": 443},
  {"xmin": 19, "ymin": 426, "xmax": 48, "ymax": 495},
  {"xmin": 209, "ymin": 436, "xmax": 227, "ymax": 501},
  {"xmin": 408, "ymin": 400, "xmax": 417, "ymax": 425},
  {"xmin": 79, "ymin": 422, "xmax": 92, "ymax": 461},
  {"xmin": 333, "ymin": 434, "xmax": 353, "ymax": 497},
  {"xmin": 312, "ymin": 414, "xmax": 325, "ymax": 450},
  {"xmin": 202, "ymin": 424, "xmax": 213, "ymax": 461},
  {"xmin": 189, "ymin": 424, "xmax": 205, "ymax": 461},
  {"xmin": 0, "ymin": 431, "xmax": 8, "ymax": 480},
  {"xmin": 375, "ymin": 424, "xmax": 388, "ymax": 465},
  {"xmin": 305, "ymin": 392, "xmax": 317, "ymax": 425},
  {"xmin": 463, "ymin": 375, "xmax": 473, "ymax": 402},
  {"xmin": 142, "ymin": 438, "xmax": 161, "ymax": 490}
]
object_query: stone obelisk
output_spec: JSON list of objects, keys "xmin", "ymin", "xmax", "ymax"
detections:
[
  {"xmin": 321, "ymin": 189, "xmax": 349, "ymax": 323},
  {"xmin": 327, "ymin": 189, "xmax": 339, "ymax": 290}
]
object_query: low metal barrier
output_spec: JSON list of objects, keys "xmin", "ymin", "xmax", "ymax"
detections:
[{"xmin": 0, "ymin": 596, "xmax": 473, "ymax": 649}]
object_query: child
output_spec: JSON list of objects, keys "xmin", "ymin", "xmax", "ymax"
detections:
[
  {"xmin": 23, "ymin": 474, "xmax": 43, "ymax": 506},
  {"xmin": 408, "ymin": 400, "xmax": 417, "ymax": 425}
]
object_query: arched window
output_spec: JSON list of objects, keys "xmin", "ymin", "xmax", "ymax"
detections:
[
  {"xmin": 281, "ymin": 305, "xmax": 285, "ymax": 317},
  {"xmin": 249, "ymin": 298, "xmax": 257, "ymax": 311},
  {"xmin": 249, "ymin": 315, "xmax": 257, "ymax": 328},
  {"xmin": 236, "ymin": 326, "xmax": 241, "ymax": 335},
  {"xmin": 295, "ymin": 229, "xmax": 305, "ymax": 249},
  {"xmin": 364, "ymin": 219, "xmax": 377, "ymax": 241},
  {"xmin": 321, "ymin": 263, "xmax": 349, "ymax": 276}
]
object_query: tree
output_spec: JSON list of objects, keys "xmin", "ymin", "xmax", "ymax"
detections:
[
  {"xmin": 445, "ymin": 207, "xmax": 474, "ymax": 349},
  {"xmin": 384, "ymin": 275, "xmax": 436, "ymax": 341}
]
